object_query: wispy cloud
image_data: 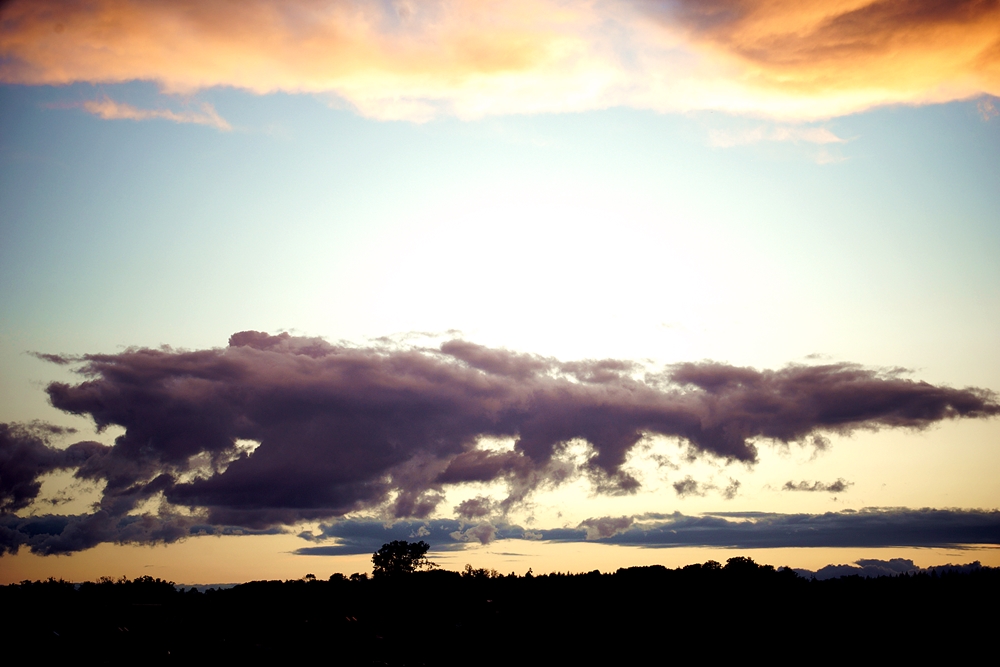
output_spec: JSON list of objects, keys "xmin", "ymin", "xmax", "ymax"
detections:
[
  {"xmin": 978, "ymin": 98, "xmax": 999, "ymax": 121},
  {"xmin": 80, "ymin": 97, "xmax": 231, "ymax": 130},
  {"xmin": 673, "ymin": 475, "xmax": 742, "ymax": 499},
  {"xmin": 2, "ymin": 1, "xmax": 998, "ymax": 121},
  {"xmin": 708, "ymin": 126, "xmax": 846, "ymax": 148}
]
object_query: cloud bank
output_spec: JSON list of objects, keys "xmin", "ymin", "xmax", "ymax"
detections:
[
  {"xmin": 588, "ymin": 508, "xmax": 1000, "ymax": 549},
  {"xmin": 291, "ymin": 507, "xmax": 1000, "ymax": 556},
  {"xmin": 1, "ymin": 331, "xmax": 996, "ymax": 554},
  {"xmin": 796, "ymin": 557, "xmax": 986, "ymax": 580},
  {"xmin": 1, "ymin": 0, "xmax": 997, "ymax": 121}
]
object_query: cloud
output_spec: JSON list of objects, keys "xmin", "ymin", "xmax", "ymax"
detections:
[
  {"xmin": 721, "ymin": 478, "xmax": 741, "ymax": 500},
  {"xmin": 79, "ymin": 97, "xmax": 231, "ymax": 130},
  {"xmin": 978, "ymin": 98, "xmax": 999, "ymax": 120},
  {"xmin": 673, "ymin": 475, "xmax": 741, "ymax": 499},
  {"xmin": 579, "ymin": 515, "xmax": 634, "ymax": 540},
  {"xmin": 783, "ymin": 478, "xmax": 853, "ymax": 493},
  {"xmin": 294, "ymin": 518, "xmax": 479, "ymax": 556},
  {"xmin": 803, "ymin": 558, "xmax": 921, "ymax": 580},
  {"xmin": 707, "ymin": 125, "xmax": 846, "ymax": 147},
  {"xmin": 2, "ymin": 331, "xmax": 997, "ymax": 554},
  {"xmin": 29, "ymin": 352, "xmax": 73, "ymax": 365},
  {"xmin": 0, "ymin": 510, "xmax": 283, "ymax": 556},
  {"xmin": 557, "ymin": 508, "xmax": 1000, "ymax": 549},
  {"xmin": 289, "ymin": 508, "xmax": 1000, "ymax": 556},
  {"xmin": 654, "ymin": 0, "xmax": 1000, "ymax": 116},
  {"xmin": 9, "ymin": 508, "xmax": 1000, "ymax": 560},
  {"xmin": 450, "ymin": 522, "xmax": 498, "ymax": 545},
  {"xmin": 1, "ymin": 0, "xmax": 997, "ymax": 121},
  {"xmin": 673, "ymin": 476, "xmax": 705, "ymax": 498},
  {"xmin": 795, "ymin": 557, "xmax": 984, "ymax": 580},
  {"xmin": 454, "ymin": 496, "xmax": 496, "ymax": 521},
  {"xmin": 0, "ymin": 422, "xmax": 107, "ymax": 513}
]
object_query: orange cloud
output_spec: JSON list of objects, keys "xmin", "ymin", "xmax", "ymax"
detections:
[
  {"xmin": 1, "ymin": 0, "xmax": 997, "ymax": 121},
  {"xmin": 655, "ymin": 0, "xmax": 1000, "ymax": 116}
]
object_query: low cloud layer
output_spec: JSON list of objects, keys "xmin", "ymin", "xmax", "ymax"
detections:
[
  {"xmin": 1, "ymin": 331, "xmax": 996, "ymax": 555},
  {"xmin": 0, "ymin": 511, "xmax": 283, "ymax": 556},
  {"xmin": 1, "ymin": 0, "xmax": 997, "ymax": 121},
  {"xmin": 291, "ymin": 507, "xmax": 1000, "ymax": 556},
  {"xmin": 795, "ymin": 557, "xmax": 985, "ymax": 580},
  {"xmin": 586, "ymin": 508, "xmax": 1000, "ymax": 549}
]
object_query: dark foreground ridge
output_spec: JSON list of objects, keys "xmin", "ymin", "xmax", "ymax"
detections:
[{"xmin": 4, "ymin": 557, "xmax": 998, "ymax": 664}]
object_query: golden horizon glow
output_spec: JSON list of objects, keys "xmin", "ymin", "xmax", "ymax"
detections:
[{"xmin": 3, "ymin": 533, "xmax": 997, "ymax": 585}]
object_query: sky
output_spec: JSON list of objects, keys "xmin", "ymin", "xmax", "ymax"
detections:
[{"xmin": 1, "ymin": 0, "xmax": 999, "ymax": 584}]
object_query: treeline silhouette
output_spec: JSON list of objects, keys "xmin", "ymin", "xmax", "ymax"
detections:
[{"xmin": 4, "ymin": 557, "xmax": 997, "ymax": 664}]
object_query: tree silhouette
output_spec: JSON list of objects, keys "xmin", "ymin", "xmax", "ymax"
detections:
[{"xmin": 372, "ymin": 540, "xmax": 435, "ymax": 578}]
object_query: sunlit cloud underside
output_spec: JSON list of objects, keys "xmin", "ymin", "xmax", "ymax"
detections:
[{"xmin": 1, "ymin": 0, "xmax": 998, "ymax": 121}]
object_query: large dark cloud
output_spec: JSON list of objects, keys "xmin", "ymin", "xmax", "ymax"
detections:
[{"xmin": 2, "ymin": 331, "xmax": 997, "ymax": 555}]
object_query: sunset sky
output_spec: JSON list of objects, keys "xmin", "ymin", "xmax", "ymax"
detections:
[{"xmin": 2, "ymin": 0, "xmax": 999, "ymax": 584}]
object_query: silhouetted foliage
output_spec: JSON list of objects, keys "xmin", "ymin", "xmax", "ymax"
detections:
[
  {"xmin": 371, "ymin": 540, "xmax": 434, "ymax": 578},
  {"xmin": 461, "ymin": 564, "xmax": 500, "ymax": 579},
  {"xmin": 3, "ymin": 562, "xmax": 997, "ymax": 664}
]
